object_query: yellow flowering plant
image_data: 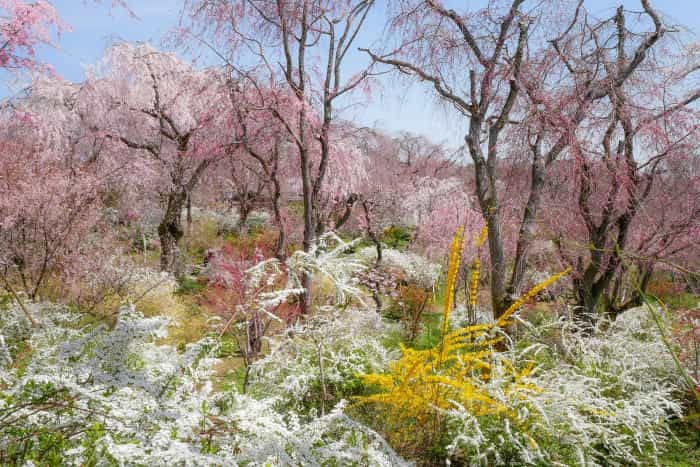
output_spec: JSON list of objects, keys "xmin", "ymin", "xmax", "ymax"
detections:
[
  {"xmin": 356, "ymin": 225, "xmax": 570, "ymax": 456},
  {"xmin": 467, "ymin": 226, "xmax": 488, "ymax": 320}
]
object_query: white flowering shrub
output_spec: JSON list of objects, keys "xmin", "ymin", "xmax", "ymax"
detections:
[
  {"xmin": 206, "ymin": 232, "xmax": 367, "ymax": 316},
  {"xmin": 357, "ymin": 247, "xmax": 442, "ymax": 289},
  {"xmin": 445, "ymin": 307, "xmax": 684, "ymax": 466},
  {"xmin": 0, "ymin": 302, "xmax": 407, "ymax": 466},
  {"xmin": 249, "ymin": 307, "xmax": 400, "ymax": 415},
  {"xmin": 0, "ymin": 236, "xmax": 689, "ymax": 467},
  {"xmin": 288, "ymin": 232, "xmax": 368, "ymax": 306}
]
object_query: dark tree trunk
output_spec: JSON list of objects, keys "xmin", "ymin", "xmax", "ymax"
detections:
[
  {"xmin": 158, "ymin": 191, "xmax": 187, "ymax": 277},
  {"xmin": 575, "ymin": 275, "xmax": 605, "ymax": 324},
  {"xmin": 300, "ymin": 145, "xmax": 315, "ymax": 315},
  {"xmin": 270, "ymin": 178, "xmax": 286, "ymax": 260},
  {"xmin": 236, "ymin": 200, "xmax": 253, "ymax": 235},
  {"xmin": 361, "ymin": 200, "xmax": 382, "ymax": 266},
  {"xmin": 605, "ymin": 261, "xmax": 654, "ymax": 319},
  {"xmin": 186, "ymin": 193, "xmax": 193, "ymax": 234},
  {"xmin": 334, "ymin": 193, "xmax": 358, "ymax": 231},
  {"xmin": 573, "ymin": 210, "xmax": 636, "ymax": 324},
  {"xmin": 371, "ymin": 289, "xmax": 382, "ymax": 313},
  {"xmin": 467, "ymin": 119, "xmax": 512, "ymax": 319},
  {"xmin": 509, "ymin": 144, "xmax": 545, "ymax": 297}
]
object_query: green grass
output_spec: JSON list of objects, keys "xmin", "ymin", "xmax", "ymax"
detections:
[
  {"xmin": 409, "ymin": 311, "xmax": 443, "ymax": 350},
  {"xmin": 381, "ymin": 326, "xmax": 407, "ymax": 351},
  {"xmin": 214, "ymin": 357, "xmax": 247, "ymax": 393},
  {"xmin": 0, "ymin": 291, "xmax": 13, "ymax": 309},
  {"xmin": 663, "ymin": 293, "xmax": 700, "ymax": 311},
  {"xmin": 175, "ymin": 276, "xmax": 206, "ymax": 296},
  {"xmin": 659, "ymin": 419, "xmax": 700, "ymax": 466}
]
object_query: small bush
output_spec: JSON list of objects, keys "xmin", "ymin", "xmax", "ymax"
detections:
[
  {"xmin": 385, "ymin": 284, "xmax": 432, "ymax": 341},
  {"xmin": 175, "ymin": 275, "xmax": 206, "ymax": 296},
  {"xmin": 647, "ymin": 276, "xmax": 686, "ymax": 301},
  {"xmin": 381, "ymin": 225, "xmax": 413, "ymax": 250},
  {"xmin": 249, "ymin": 308, "xmax": 399, "ymax": 416}
]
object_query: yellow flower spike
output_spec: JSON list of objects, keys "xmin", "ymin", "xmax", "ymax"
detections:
[
  {"xmin": 475, "ymin": 226, "xmax": 488, "ymax": 248},
  {"xmin": 441, "ymin": 225, "xmax": 466, "ymax": 337},
  {"xmin": 356, "ymin": 226, "xmax": 565, "ymax": 451},
  {"xmin": 469, "ymin": 258, "xmax": 481, "ymax": 308},
  {"xmin": 497, "ymin": 267, "xmax": 572, "ymax": 328},
  {"xmin": 469, "ymin": 227, "xmax": 487, "ymax": 308},
  {"xmin": 589, "ymin": 408, "xmax": 615, "ymax": 418}
]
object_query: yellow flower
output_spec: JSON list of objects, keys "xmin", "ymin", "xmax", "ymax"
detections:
[
  {"xmin": 469, "ymin": 258, "xmax": 480, "ymax": 308},
  {"xmin": 475, "ymin": 226, "xmax": 488, "ymax": 248},
  {"xmin": 497, "ymin": 268, "xmax": 572, "ymax": 328},
  {"xmin": 469, "ymin": 227, "xmax": 487, "ymax": 308},
  {"xmin": 441, "ymin": 225, "xmax": 465, "ymax": 336},
  {"xmin": 356, "ymin": 226, "xmax": 571, "ymax": 450}
]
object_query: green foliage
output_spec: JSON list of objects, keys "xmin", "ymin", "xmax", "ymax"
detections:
[
  {"xmin": 664, "ymin": 292, "xmax": 699, "ymax": 310},
  {"xmin": 380, "ymin": 225, "xmax": 412, "ymax": 250},
  {"xmin": 385, "ymin": 284, "xmax": 432, "ymax": 341},
  {"xmin": 408, "ymin": 311, "xmax": 443, "ymax": 350},
  {"xmin": 184, "ymin": 216, "xmax": 220, "ymax": 264},
  {"xmin": 175, "ymin": 276, "xmax": 206, "ymax": 296},
  {"xmin": 658, "ymin": 419, "xmax": 700, "ymax": 466},
  {"xmin": 217, "ymin": 334, "xmax": 240, "ymax": 358},
  {"xmin": 0, "ymin": 292, "xmax": 12, "ymax": 309},
  {"xmin": 1, "ymin": 381, "xmax": 117, "ymax": 466}
]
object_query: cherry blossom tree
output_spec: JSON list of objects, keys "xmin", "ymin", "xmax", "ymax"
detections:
[
  {"xmin": 0, "ymin": 78, "xmax": 108, "ymax": 325},
  {"xmin": 80, "ymin": 43, "xmax": 229, "ymax": 276},
  {"xmin": 221, "ymin": 79, "xmax": 300, "ymax": 258},
  {"xmin": 347, "ymin": 129, "xmax": 402, "ymax": 263},
  {"xmin": 348, "ymin": 129, "xmax": 468, "ymax": 263},
  {"xmin": 313, "ymin": 128, "xmax": 368, "ymax": 235},
  {"xmin": 529, "ymin": 2, "xmax": 699, "ymax": 321},
  {"xmin": 182, "ymin": 0, "xmax": 377, "ymax": 312},
  {"xmin": 0, "ymin": 0, "xmax": 65, "ymax": 71},
  {"xmin": 362, "ymin": 0, "xmax": 535, "ymax": 317},
  {"xmin": 544, "ymin": 83, "xmax": 700, "ymax": 319},
  {"xmin": 610, "ymin": 160, "xmax": 700, "ymax": 312},
  {"xmin": 217, "ymin": 146, "xmax": 269, "ymax": 233},
  {"xmin": 0, "ymin": 1, "xmax": 131, "ymax": 72},
  {"xmin": 364, "ymin": 0, "xmax": 673, "ymax": 319}
]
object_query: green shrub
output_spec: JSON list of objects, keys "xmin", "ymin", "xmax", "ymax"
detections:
[
  {"xmin": 384, "ymin": 284, "xmax": 431, "ymax": 341},
  {"xmin": 381, "ymin": 225, "xmax": 413, "ymax": 250},
  {"xmin": 175, "ymin": 276, "xmax": 205, "ymax": 296}
]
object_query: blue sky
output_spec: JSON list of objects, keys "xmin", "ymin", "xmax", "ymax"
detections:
[{"xmin": 5, "ymin": 0, "xmax": 698, "ymax": 146}]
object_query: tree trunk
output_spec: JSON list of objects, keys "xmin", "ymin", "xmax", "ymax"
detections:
[
  {"xmin": 236, "ymin": 200, "xmax": 252, "ymax": 235},
  {"xmin": 270, "ymin": 178, "xmax": 286, "ymax": 260},
  {"xmin": 485, "ymin": 209, "xmax": 510, "ymax": 318},
  {"xmin": 186, "ymin": 193, "xmax": 193, "ymax": 235},
  {"xmin": 158, "ymin": 191, "xmax": 187, "ymax": 277},
  {"xmin": 334, "ymin": 193, "xmax": 358, "ymax": 231},
  {"xmin": 361, "ymin": 201, "xmax": 382, "ymax": 266},
  {"xmin": 467, "ymin": 123, "xmax": 510, "ymax": 319},
  {"xmin": 606, "ymin": 261, "xmax": 654, "ymax": 319},
  {"xmin": 509, "ymin": 150, "xmax": 545, "ymax": 297},
  {"xmin": 300, "ymin": 146, "xmax": 315, "ymax": 315},
  {"xmin": 575, "ymin": 277, "xmax": 603, "ymax": 324}
]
